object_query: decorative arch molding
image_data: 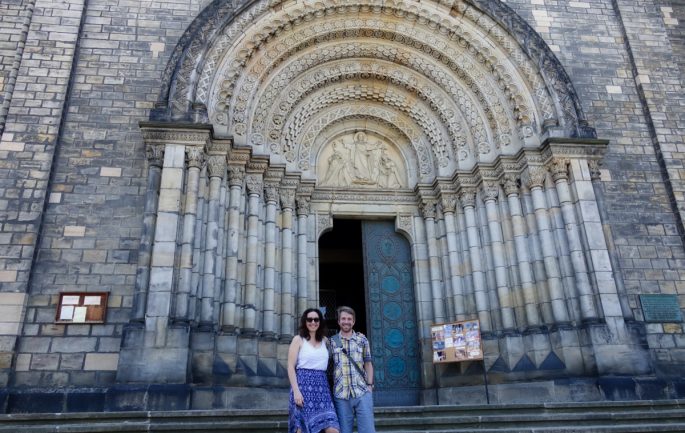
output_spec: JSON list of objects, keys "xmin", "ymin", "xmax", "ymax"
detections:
[{"xmin": 154, "ymin": 0, "xmax": 595, "ymax": 140}]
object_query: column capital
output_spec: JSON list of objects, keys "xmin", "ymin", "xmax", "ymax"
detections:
[
  {"xmin": 459, "ymin": 189, "xmax": 477, "ymax": 208},
  {"xmin": 146, "ymin": 144, "xmax": 165, "ymax": 168},
  {"xmin": 481, "ymin": 182, "xmax": 499, "ymax": 202},
  {"xmin": 549, "ymin": 158, "xmax": 570, "ymax": 182},
  {"xmin": 525, "ymin": 166, "xmax": 547, "ymax": 189},
  {"xmin": 207, "ymin": 155, "xmax": 226, "ymax": 178},
  {"xmin": 185, "ymin": 146, "xmax": 205, "ymax": 169},
  {"xmin": 228, "ymin": 164, "xmax": 245, "ymax": 186},
  {"xmin": 296, "ymin": 196, "xmax": 311, "ymax": 216},
  {"xmin": 264, "ymin": 182, "xmax": 279, "ymax": 203},
  {"xmin": 588, "ymin": 159, "xmax": 602, "ymax": 181},
  {"xmin": 245, "ymin": 174, "xmax": 263, "ymax": 196},
  {"xmin": 502, "ymin": 174, "xmax": 520, "ymax": 196},
  {"xmin": 280, "ymin": 189, "xmax": 296, "ymax": 210},
  {"xmin": 420, "ymin": 199, "xmax": 437, "ymax": 219},
  {"xmin": 440, "ymin": 194, "xmax": 457, "ymax": 213}
]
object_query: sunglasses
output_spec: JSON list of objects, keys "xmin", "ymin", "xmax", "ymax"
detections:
[{"xmin": 306, "ymin": 317, "xmax": 320, "ymax": 323}]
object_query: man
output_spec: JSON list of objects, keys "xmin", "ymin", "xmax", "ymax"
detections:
[{"xmin": 330, "ymin": 306, "xmax": 376, "ymax": 433}]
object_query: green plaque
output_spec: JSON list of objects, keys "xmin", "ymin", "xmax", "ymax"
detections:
[{"xmin": 640, "ymin": 294, "xmax": 682, "ymax": 323}]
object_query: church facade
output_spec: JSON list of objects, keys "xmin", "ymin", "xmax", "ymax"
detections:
[{"xmin": 0, "ymin": 0, "xmax": 684, "ymax": 412}]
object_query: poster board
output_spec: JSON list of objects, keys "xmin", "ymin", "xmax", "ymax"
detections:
[
  {"xmin": 431, "ymin": 319, "xmax": 483, "ymax": 363},
  {"xmin": 55, "ymin": 292, "xmax": 108, "ymax": 324}
]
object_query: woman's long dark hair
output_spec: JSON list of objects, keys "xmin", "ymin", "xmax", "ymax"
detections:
[{"xmin": 297, "ymin": 308, "xmax": 327, "ymax": 342}]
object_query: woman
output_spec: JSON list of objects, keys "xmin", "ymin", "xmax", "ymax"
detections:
[{"xmin": 287, "ymin": 308, "xmax": 340, "ymax": 433}]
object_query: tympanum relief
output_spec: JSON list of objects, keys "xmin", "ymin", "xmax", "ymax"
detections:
[{"xmin": 318, "ymin": 132, "xmax": 406, "ymax": 189}]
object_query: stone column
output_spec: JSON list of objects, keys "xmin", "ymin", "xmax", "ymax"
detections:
[
  {"xmin": 482, "ymin": 182, "xmax": 516, "ymax": 332},
  {"xmin": 190, "ymin": 167, "xmax": 207, "ymax": 323},
  {"xmin": 221, "ymin": 164, "xmax": 245, "ymax": 332},
  {"xmin": 296, "ymin": 195, "xmax": 310, "ymax": 319},
  {"xmin": 262, "ymin": 181, "xmax": 279, "ymax": 339},
  {"xmin": 421, "ymin": 199, "xmax": 446, "ymax": 323},
  {"xmin": 199, "ymin": 155, "xmax": 226, "ymax": 330},
  {"xmin": 242, "ymin": 173, "xmax": 263, "ymax": 335},
  {"xmin": 503, "ymin": 175, "xmax": 541, "ymax": 329},
  {"xmin": 146, "ymin": 144, "xmax": 185, "ymax": 340},
  {"xmin": 131, "ymin": 144, "xmax": 164, "ymax": 323},
  {"xmin": 550, "ymin": 159, "xmax": 600, "ymax": 323},
  {"xmin": 441, "ymin": 194, "xmax": 465, "ymax": 319},
  {"xmin": 460, "ymin": 188, "xmax": 491, "ymax": 332},
  {"xmin": 526, "ymin": 166, "xmax": 570, "ymax": 326},
  {"xmin": 175, "ymin": 146, "xmax": 204, "ymax": 323},
  {"xmin": 279, "ymin": 188, "xmax": 296, "ymax": 340}
]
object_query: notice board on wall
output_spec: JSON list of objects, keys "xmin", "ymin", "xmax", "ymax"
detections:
[
  {"xmin": 55, "ymin": 292, "xmax": 108, "ymax": 324},
  {"xmin": 431, "ymin": 319, "xmax": 483, "ymax": 363}
]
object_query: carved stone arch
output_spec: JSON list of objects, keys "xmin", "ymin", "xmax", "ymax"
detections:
[
  {"xmin": 156, "ymin": 0, "xmax": 595, "ymax": 141},
  {"xmin": 278, "ymin": 81, "xmax": 453, "ymax": 174},
  {"xmin": 250, "ymin": 58, "xmax": 489, "ymax": 164}
]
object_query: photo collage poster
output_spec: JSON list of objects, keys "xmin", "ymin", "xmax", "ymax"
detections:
[{"xmin": 431, "ymin": 319, "xmax": 483, "ymax": 363}]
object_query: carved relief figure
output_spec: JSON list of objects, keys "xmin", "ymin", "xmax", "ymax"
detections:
[
  {"xmin": 351, "ymin": 132, "xmax": 383, "ymax": 185},
  {"xmin": 320, "ymin": 132, "xmax": 404, "ymax": 189},
  {"xmin": 321, "ymin": 141, "xmax": 351, "ymax": 186}
]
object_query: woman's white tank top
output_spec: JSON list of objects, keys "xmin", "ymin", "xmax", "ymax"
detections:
[{"xmin": 296, "ymin": 338, "xmax": 329, "ymax": 370}]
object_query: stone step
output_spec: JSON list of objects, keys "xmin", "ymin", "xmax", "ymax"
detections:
[{"xmin": 0, "ymin": 400, "xmax": 683, "ymax": 432}]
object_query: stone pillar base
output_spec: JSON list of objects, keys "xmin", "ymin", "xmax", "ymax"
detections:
[{"xmin": 116, "ymin": 326, "xmax": 190, "ymax": 383}]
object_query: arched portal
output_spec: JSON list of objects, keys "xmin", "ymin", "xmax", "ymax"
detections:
[{"xmin": 121, "ymin": 0, "xmax": 648, "ymax": 407}]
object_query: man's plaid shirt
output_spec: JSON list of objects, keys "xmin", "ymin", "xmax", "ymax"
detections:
[{"xmin": 330, "ymin": 331, "xmax": 372, "ymax": 399}]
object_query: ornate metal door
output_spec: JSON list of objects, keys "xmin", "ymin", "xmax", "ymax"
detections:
[{"xmin": 362, "ymin": 220, "xmax": 420, "ymax": 406}]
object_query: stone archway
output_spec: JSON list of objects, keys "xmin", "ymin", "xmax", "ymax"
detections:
[{"xmin": 120, "ymin": 0, "xmax": 651, "ymax": 405}]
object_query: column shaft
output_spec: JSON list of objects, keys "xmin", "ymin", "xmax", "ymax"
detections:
[{"xmin": 175, "ymin": 147, "xmax": 203, "ymax": 322}]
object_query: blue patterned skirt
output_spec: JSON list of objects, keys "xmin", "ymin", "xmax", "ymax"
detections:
[{"xmin": 289, "ymin": 368, "xmax": 340, "ymax": 433}]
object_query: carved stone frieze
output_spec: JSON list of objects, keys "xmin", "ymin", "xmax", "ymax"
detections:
[{"xmin": 141, "ymin": 128, "xmax": 210, "ymax": 147}]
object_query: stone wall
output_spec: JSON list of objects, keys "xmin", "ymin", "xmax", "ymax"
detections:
[{"xmin": 0, "ymin": 0, "xmax": 684, "ymax": 407}]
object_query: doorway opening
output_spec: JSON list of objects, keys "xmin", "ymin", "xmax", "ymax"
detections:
[{"xmin": 318, "ymin": 219, "xmax": 367, "ymax": 336}]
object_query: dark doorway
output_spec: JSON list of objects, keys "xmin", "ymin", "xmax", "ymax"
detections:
[{"xmin": 318, "ymin": 219, "xmax": 367, "ymax": 335}]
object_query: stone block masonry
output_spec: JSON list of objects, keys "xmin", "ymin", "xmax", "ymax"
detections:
[{"xmin": 0, "ymin": 0, "xmax": 683, "ymax": 408}]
